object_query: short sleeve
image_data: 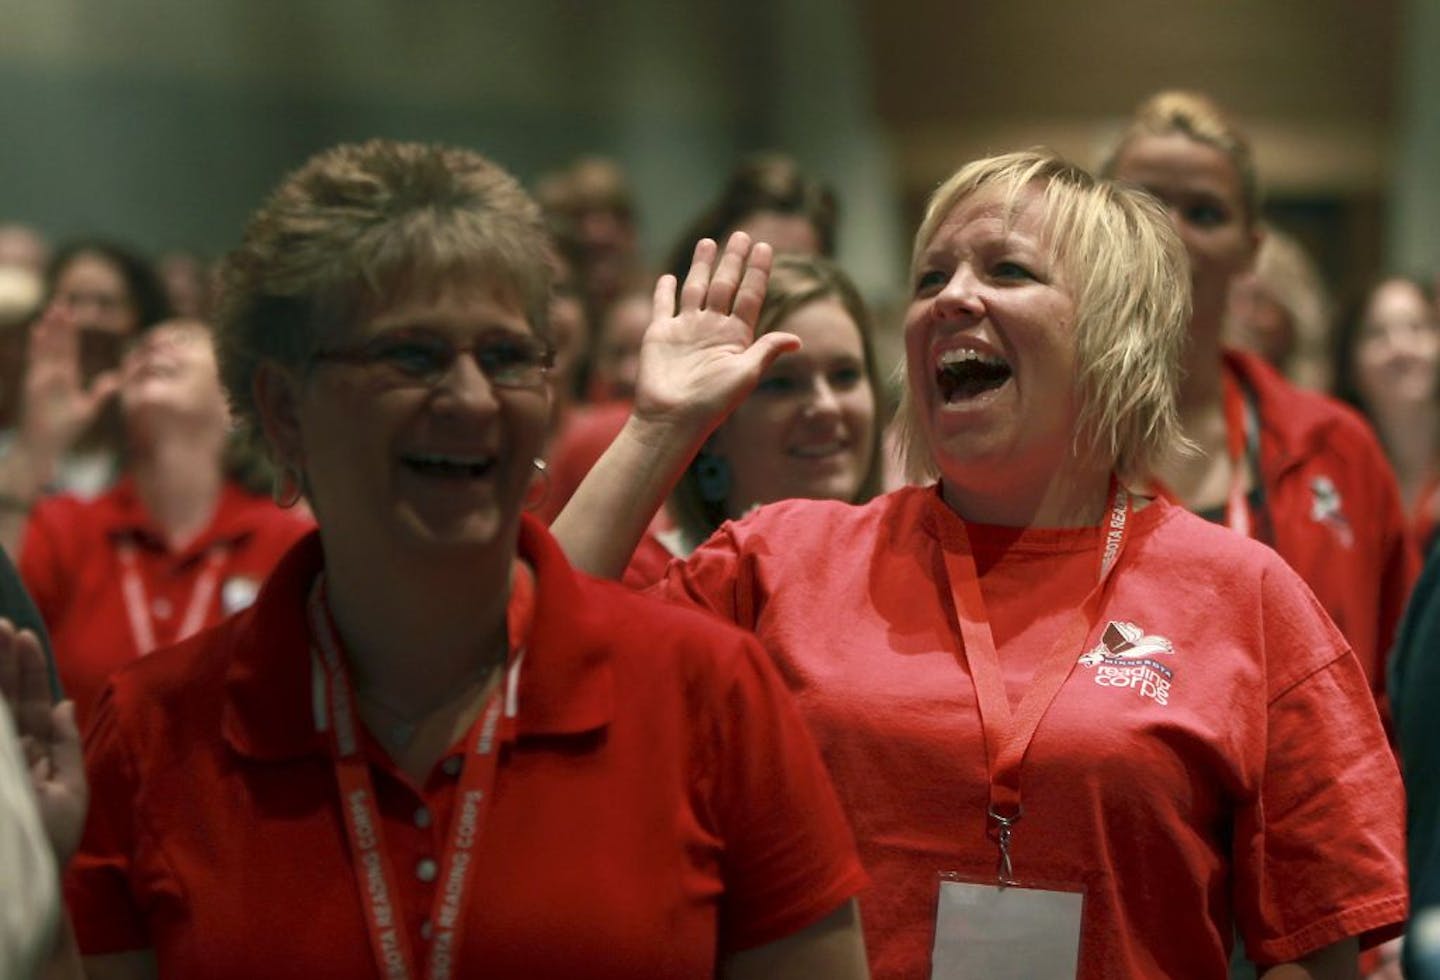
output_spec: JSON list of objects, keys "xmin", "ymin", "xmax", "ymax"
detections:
[
  {"xmin": 1233, "ymin": 568, "xmax": 1407, "ymax": 963},
  {"xmin": 649, "ymin": 526, "xmax": 755, "ymax": 629},
  {"xmin": 709, "ymin": 635, "xmax": 866, "ymax": 952},
  {"xmin": 63, "ymin": 684, "xmax": 151, "ymax": 954}
]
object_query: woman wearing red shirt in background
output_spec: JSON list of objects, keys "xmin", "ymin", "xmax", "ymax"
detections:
[
  {"xmin": 13, "ymin": 139, "xmax": 867, "ymax": 979},
  {"xmin": 15, "ymin": 314, "xmax": 311, "ymax": 726},
  {"xmin": 1101, "ymin": 91, "xmax": 1418, "ymax": 714},
  {"xmin": 555, "ymin": 151, "xmax": 1405, "ymax": 977}
]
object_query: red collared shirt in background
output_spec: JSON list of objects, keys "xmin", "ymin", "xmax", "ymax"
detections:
[
  {"xmin": 65, "ymin": 518, "xmax": 865, "ymax": 977},
  {"xmin": 18, "ymin": 477, "xmax": 313, "ymax": 728}
]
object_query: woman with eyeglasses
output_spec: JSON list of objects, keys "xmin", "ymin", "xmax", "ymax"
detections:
[
  {"xmin": 24, "ymin": 140, "xmax": 867, "ymax": 979},
  {"xmin": 10, "ymin": 311, "xmax": 310, "ymax": 728}
]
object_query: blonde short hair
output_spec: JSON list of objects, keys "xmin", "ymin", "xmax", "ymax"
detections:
[
  {"xmin": 215, "ymin": 139, "xmax": 553, "ymax": 442},
  {"xmin": 1100, "ymin": 90, "xmax": 1260, "ymax": 225},
  {"xmin": 893, "ymin": 150, "xmax": 1191, "ymax": 483}
]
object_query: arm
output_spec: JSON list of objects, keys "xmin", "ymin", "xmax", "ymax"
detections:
[
  {"xmin": 720, "ymin": 900, "xmax": 868, "ymax": 980},
  {"xmin": 1257, "ymin": 937, "xmax": 1358, "ymax": 979},
  {"xmin": 551, "ymin": 233, "xmax": 797, "ymax": 578},
  {"xmin": 0, "ymin": 305, "xmax": 120, "ymax": 557}
]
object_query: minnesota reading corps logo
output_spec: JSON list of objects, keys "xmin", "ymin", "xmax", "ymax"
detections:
[{"xmin": 1078, "ymin": 621, "xmax": 1176, "ymax": 705}]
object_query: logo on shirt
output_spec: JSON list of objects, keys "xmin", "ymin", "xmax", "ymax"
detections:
[
  {"xmin": 1310, "ymin": 475, "xmax": 1354, "ymax": 548},
  {"xmin": 1078, "ymin": 621, "xmax": 1175, "ymax": 706},
  {"xmin": 220, "ymin": 576, "xmax": 261, "ymax": 615}
]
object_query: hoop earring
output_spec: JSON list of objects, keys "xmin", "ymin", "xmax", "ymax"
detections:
[
  {"xmin": 524, "ymin": 457, "xmax": 551, "ymax": 511},
  {"xmin": 273, "ymin": 462, "xmax": 304, "ymax": 510},
  {"xmin": 695, "ymin": 451, "xmax": 731, "ymax": 506}
]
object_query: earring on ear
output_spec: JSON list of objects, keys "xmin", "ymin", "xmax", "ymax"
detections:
[
  {"xmin": 523, "ymin": 457, "xmax": 551, "ymax": 511},
  {"xmin": 273, "ymin": 461, "xmax": 304, "ymax": 509},
  {"xmin": 694, "ymin": 451, "xmax": 731, "ymax": 505}
]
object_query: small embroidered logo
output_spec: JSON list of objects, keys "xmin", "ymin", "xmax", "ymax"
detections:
[
  {"xmin": 1078, "ymin": 621, "xmax": 1175, "ymax": 705},
  {"xmin": 1309, "ymin": 475, "xmax": 1354, "ymax": 548}
]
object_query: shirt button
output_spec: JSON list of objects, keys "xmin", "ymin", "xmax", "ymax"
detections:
[
  {"xmin": 420, "ymin": 920, "xmax": 433, "ymax": 940},
  {"xmin": 441, "ymin": 756, "xmax": 462, "ymax": 777},
  {"xmin": 414, "ymin": 807, "xmax": 432, "ymax": 829},
  {"xmin": 151, "ymin": 597, "xmax": 173, "ymax": 620},
  {"xmin": 416, "ymin": 858, "xmax": 438, "ymax": 883}
]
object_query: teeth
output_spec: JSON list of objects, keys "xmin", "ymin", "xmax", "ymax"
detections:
[{"xmin": 938, "ymin": 348, "xmax": 1007, "ymax": 367}]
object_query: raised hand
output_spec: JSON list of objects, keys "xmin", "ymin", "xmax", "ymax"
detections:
[
  {"xmin": 19, "ymin": 302, "xmax": 122, "ymax": 472},
  {"xmin": 634, "ymin": 232, "xmax": 799, "ymax": 436},
  {"xmin": 0, "ymin": 618, "xmax": 86, "ymax": 866}
]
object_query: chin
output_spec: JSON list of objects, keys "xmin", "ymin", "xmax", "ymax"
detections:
[{"xmin": 393, "ymin": 505, "xmax": 520, "ymax": 556}]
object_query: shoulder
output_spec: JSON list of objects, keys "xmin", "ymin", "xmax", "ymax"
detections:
[
  {"xmin": 720, "ymin": 485, "xmax": 929, "ymax": 552},
  {"xmin": 1228, "ymin": 349, "xmax": 1387, "ymax": 461}
]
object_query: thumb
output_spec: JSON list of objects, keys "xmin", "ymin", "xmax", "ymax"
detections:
[
  {"xmin": 83, "ymin": 370, "xmax": 122, "ymax": 413},
  {"xmin": 734, "ymin": 331, "xmax": 801, "ymax": 381},
  {"xmin": 49, "ymin": 700, "xmax": 83, "ymax": 775}
]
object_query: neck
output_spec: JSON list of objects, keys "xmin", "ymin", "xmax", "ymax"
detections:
[
  {"xmin": 942, "ymin": 456, "xmax": 1113, "ymax": 528},
  {"xmin": 1371, "ymin": 400, "xmax": 1438, "ymax": 505},
  {"xmin": 129, "ymin": 436, "xmax": 225, "ymax": 549},
  {"xmin": 1178, "ymin": 325, "xmax": 1226, "ymax": 421},
  {"xmin": 319, "ymin": 528, "xmax": 518, "ymax": 720}
]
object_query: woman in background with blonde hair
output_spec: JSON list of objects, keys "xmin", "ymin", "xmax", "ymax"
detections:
[{"xmin": 1102, "ymin": 90, "xmax": 1416, "ymax": 715}]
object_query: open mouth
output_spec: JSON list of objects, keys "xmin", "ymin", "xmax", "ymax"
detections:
[
  {"xmin": 936, "ymin": 348, "xmax": 1012, "ymax": 403},
  {"xmin": 401, "ymin": 452, "xmax": 497, "ymax": 479}
]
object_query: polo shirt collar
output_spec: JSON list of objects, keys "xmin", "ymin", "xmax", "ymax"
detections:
[
  {"xmin": 222, "ymin": 517, "xmax": 614, "ymax": 761},
  {"xmin": 102, "ymin": 476, "xmax": 270, "ymax": 559}
]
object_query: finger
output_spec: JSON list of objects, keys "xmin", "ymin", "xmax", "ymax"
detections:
[
  {"xmin": 705, "ymin": 232, "xmax": 752, "ymax": 313},
  {"xmin": 679, "ymin": 239, "xmax": 717, "ymax": 312},
  {"xmin": 49, "ymin": 700, "xmax": 83, "ymax": 782},
  {"xmin": 651, "ymin": 274, "xmax": 678, "ymax": 322},
  {"xmin": 0, "ymin": 618, "xmax": 18, "ymax": 707},
  {"xmin": 734, "ymin": 331, "xmax": 803, "ymax": 383},
  {"xmin": 731, "ymin": 242, "xmax": 773, "ymax": 327},
  {"xmin": 83, "ymin": 369, "xmax": 122, "ymax": 412}
]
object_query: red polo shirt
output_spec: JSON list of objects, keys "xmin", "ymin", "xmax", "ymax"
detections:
[
  {"xmin": 65, "ymin": 518, "xmax": 865, "ymax": 977},
  {"xmin": 19, "ymin": 477, "xmax": 312, "ymax": 729}
]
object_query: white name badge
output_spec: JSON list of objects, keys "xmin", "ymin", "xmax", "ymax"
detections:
[{"xmin": 931, "ymin": 876, "xmax": 1084, "ymax": 979}]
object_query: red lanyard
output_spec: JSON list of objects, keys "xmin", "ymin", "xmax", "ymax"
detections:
[
  {"xmin": 308, "ymin": 564, "xmax": 535, "ymax": 980},
  {"xmin": 117, "ymin": 540, "xmax": 229, "ymax": 655},
  {"xmin": 1221, "ymin": 371, "xmax": 1252, "ymax": 538},
  {"xmin": 937, "ymin": 479, "xmax": 1131, "ymax": 883}
]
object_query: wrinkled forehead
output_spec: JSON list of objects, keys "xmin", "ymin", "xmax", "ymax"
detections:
[
  {"xmin": 323, "ymin": 259, "xmax": 540, "ymax": 346},
  {"xmin": 920, "ymin": 181, "xmax": 1060, "ymax": 260}
]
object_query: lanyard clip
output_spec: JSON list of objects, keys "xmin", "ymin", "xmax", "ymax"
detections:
[{"xmin": 987, "ymin": 804, "xmax": 1022, "ymax": 886}]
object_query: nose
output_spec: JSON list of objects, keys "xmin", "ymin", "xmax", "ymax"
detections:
[
  {"xmin": 434, "ymin": 351, "xmax": 501, "ymax": 413},
  {"xmin": 933, "ymin": 266, "xmax": 985, "ymax": 320},
  {"xmin": 803, "ymin": 376, "xmax": 842, "ymax": 419}
]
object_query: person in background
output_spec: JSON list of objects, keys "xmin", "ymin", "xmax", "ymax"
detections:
[
  {"xmin": 0, "ymin": 240, "xmax": 173, "ymax": 506},
  {"xmin": 624, "ymin": 254, "xmax": 882, "ymax": 586},
  {"xmin": 48, "ymin": 139, "xmax": 868, "ymax": 978},
  {"xmin": 156, "ymin": 250, "xmax": 215, "ymax": 322},
  {"xmin": 544, "ymin": 155, "xmax": 839, "ymax": 523},
  {"xmin": 664, "ymin": 153, "xmax": 836, "ymax": 282},
  {"xmin": 14, "ymin": 316, "xmax": 311, "ymax": 727},
  {"xmin": 1225, "ymin": 225, "xmax": 1334, "ymax": 391},
  {"xmin": 1101, "ymin": 90, "xmax": 1417, "ymax": 718},
  {"xmin": 535, "ymin": 155, "xmax": 644, "ymax": 327},
  {"xmin": 1334, "ymin": 275, "xmax": 1440, "ymax": 551},
  {"xmin": 556, "ymin": 150, "xmax": 1404, "ymax": 979}
]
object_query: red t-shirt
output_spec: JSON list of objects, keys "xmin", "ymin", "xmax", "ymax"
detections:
[
  {"xmin": 1225, "ymin": 349, "xmax": 1419, "ymax": 710},
  {"xmin": 19, "ymin": 477, "xmax": 312, "ymax": 728},
  {"xmin": 653, "ymin": 486, "xmax": 1406, "ymax": 978},
  {"xmin": 66, "ymin": 517, "xmax": 865, "ymax": 977}
]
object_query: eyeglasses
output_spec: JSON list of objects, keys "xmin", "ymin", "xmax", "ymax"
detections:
[{"xmin": 312, "ymin": 329, "xmax": 554, "ymax": 390}]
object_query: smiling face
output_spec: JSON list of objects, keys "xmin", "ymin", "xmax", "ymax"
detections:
[
  {"xmin": 1108, "ymin": 133, "xmax": 1257, "ymax": 339},
  {"xmin": 272, "ymin": 282, "xmax": 551, "ymax": 557},
  {"xmin": 904, "ymin": 184, "xmax": 1083, "ymax": 502},
  {"xmin": 1355, "ymin": 278, "xmax": 1440, "ymax": 410},
  {"xmin": 711, "ymin": 298, "xmax": 875, "ymax": 515}
]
